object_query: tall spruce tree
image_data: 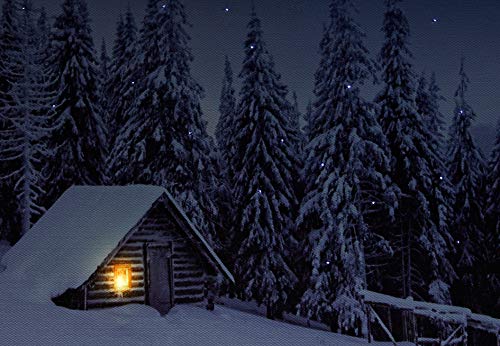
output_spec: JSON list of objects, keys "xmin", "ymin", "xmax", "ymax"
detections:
[
  {"xmin": 303, "ymin": 100, "xmax": 313, "ymax": 142},
  {"xmin": 482, "ymin": 118, "xmax": 500, "ymax": 316},
  {"xmin": 109, "ymin": 0, "xmax": 219, "ymax": 247},
  {"xmin": 99, "ymin": 38, "xmax": 111, "ymax": 154},
  {"xmin": 36, "ymin": 7, "xmax": 49, "ymax": 56},
  {"xmin": 43, "ymin": 0, "xmax": 106, "ymax": 208},
  {"xmin": 376, "ymin": 0, "xmax": 455, "ymax": 303},
  {"xmin": 446, "ymin": 58, "xmax": 487, "ymax": 309},
  {"xmin": 230, "ymin": 8, "xmax": 299, "ymax": 319},
  {"xmin": 0, "ymin": 0, "xmax": 55, "ymax": 237},
  {"xmin": 215, "ymin": 55, "xmax": 236, "ymax": 172},
  {"xmin": 298, "ymin": 0, "xmax": 395, "ymax": 334},
  {"xmin": 0, "ymin": 0, "xmax": 22, "ymax": 242},
  {"xmin": 106, "ymin": 6, "xmax": 137, "ymax": 154},
  {"xmin": 214, "ymin": 56, "xmax": 237, "ymax": 253}
]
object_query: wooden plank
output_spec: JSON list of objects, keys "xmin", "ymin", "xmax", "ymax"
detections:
[
  {"xmin": 174, "ymin": 279, "xmax": 204, "ymax": 288},
  {"xmin": 87, "ymin": 288, "xmax": 145, "ymax": 300},
  {"xmin": 90, "ymin": 281, "xmax": 144, "ymax": 291},
  {"xmin": 175, "ymin": 287, "xmax": 203, "ymax": 297},
  {"xmin": 99, "ymin": 265, "xmax": 143, "ymax": 274},
  {"xmin": 87, "ymin": 298, "xmax": 144, "ymax": 307},
  {"xmin": 175, "ymin": 295, "xmax": 204, "ymax": 304},
  {"xmin": 174, "ymin": 271, "xmax": 204, "ymax": 279},
  {"xmin": 109, "ymin": 258, "xmax": 143, "ymax": 265}
]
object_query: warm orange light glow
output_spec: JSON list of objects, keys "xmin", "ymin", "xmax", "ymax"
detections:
[{"xmin": 113, "ymin": 265, "xmax": 131, "ymax": 292}]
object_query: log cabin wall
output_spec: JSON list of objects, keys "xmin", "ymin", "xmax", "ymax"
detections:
[{"xmin": 84, "ymin": 203, "xmax": 207, "ymax": 309}]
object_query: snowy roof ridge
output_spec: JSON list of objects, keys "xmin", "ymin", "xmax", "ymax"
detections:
[
  {"xmin": 160, "ymin": 190, "xmax": 235, "ymax": 283},
  {"xmin": 0, "ymin": 185, "xmax": 233, "ymax": 302}
]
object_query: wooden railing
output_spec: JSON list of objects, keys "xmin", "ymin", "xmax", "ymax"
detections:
[{"xmin": 360, "ymin": 290, "xmax": 500, "ymax": 346}]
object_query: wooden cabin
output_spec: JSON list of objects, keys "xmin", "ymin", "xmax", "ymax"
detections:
[{"xmin": 3, "ymin": 185, "xmax": 233, "ymax": 315}]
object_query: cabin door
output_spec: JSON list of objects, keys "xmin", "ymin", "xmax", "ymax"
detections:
[{"xmin": 147, "ymin": 243, "xmax": 174, "ymax": 315}]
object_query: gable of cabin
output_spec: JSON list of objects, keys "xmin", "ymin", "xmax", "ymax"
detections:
[{"xmin": 53, "ymin": 197, "xmax": 217, "ymax": 310}]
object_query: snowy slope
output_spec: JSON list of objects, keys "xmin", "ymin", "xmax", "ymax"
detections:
[
  {"xmin": 0, "ymin": 240, "xmax": 10, "ymax": 272},
  {"xmin": 0, "ymin": 298, "xmax": 411, "ymax": 346}
]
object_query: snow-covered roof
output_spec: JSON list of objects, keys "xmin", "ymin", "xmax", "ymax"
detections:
[{"xmin": 0, "ymin": 185, "xmax": 233, "ymax": 302}]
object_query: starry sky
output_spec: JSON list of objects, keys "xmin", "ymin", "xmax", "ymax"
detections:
[{"xmin": 36, "ymin": 0, "xmax": 500, "ymax": 154}]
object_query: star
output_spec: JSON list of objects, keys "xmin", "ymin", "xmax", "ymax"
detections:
[
  {"xmin": 347, "ymin": 84, "xmax": 352, "ymax": 89},
  {"xmin": 432, "ymin": 18, "xmax": 438, "ymax": 23},
  {"xmin": 250, "ymin": 45, "xmax": 255, "ymax": 49},
  {"xmin": 224, "ymin": 7, "xmax": 230, "ymax": 12}
]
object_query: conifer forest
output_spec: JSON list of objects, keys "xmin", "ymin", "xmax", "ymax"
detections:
[{"xmin": 0, "ymin": 0, "xmax": 498, "ymax": 343}]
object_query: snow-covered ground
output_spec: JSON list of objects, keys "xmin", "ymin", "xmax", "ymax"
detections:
[
  {"xmin": 0, "ymin": 240, "xmax": 10, "ymax": 272},
  {"xmin": 1, "ymin": 228, "xmax": 414, "ymax": 346},
  {"xmin": 0, "ymin": 297, "xmax": 414, "ymax": 346},
  {"xmin": 0, "ymin": 242, "xmax": 416, "ymax": 346}
]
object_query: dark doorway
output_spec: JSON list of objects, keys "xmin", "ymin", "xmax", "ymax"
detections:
[{"xmin": 147, "ymin": 243, "xmax": 174, "ymax": 315}]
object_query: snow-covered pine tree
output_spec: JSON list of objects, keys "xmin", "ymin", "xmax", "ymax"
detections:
[
  {"xmin": 481, "ymin": 118, "xmax": 500, "ymax": 316},
  {"xmin": 486, "ymin": 119, "xmax": 500, "ymax": 244},
  {"xmin": 214, "ymin": 56, "xmax": 237, "ymax": 254},
  {"xmin": 417, "ymin": 72, "xmax": 447, "ymax": 152},
  {"xmin": 376, "ymin": 0, "xmax": 455, "ymax": 304},
  {"xmin": 289, "ymin": 92, "xmax": 303, "ymax": 144},
  {"xmin": 105, "ymin": 6, "xmax": 137, "ymax": 156},
  {"xmin": 42, "ymin": 0, "xmax": 106, "ymax": 208},
  {"xmin": 109, "ymin": 0, "xmax": 219, "ymax": 247},
  {"xmin": 415, "ymin": 71, "xmax": 456, "ymax": 298},
  {"xmin": 36, "ymin": 7, "xmax": 49, "ymax": 57},
  {"xmin": 0, "ymin": 0, "xmax": 55, "ymax": 238},
  {"xmin": 215, "ymin": 55, "xmax": 237, "ymax": 174},
  {"xmin": 99, "ymin": 38, "xmax": 111, "ymax": 151},
  {"xmin": 446, "ymin": 58, "xmax": 488, "ymax": 309},
  {"xmin": 0, "ymin": 0, "xmax": 22, "ymax": 242},
  {"xmin": 230, "ymin": 7, "xmax": 299, "ymax": 319},
  {"xmin": 302, "ymin": 100, "xmax": 313, "ymax": 142},
  {"xmin": 298, "ymin": 0, "xmax": 395, "ymax": 334}
]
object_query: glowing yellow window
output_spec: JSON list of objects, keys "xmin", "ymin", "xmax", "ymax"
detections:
[{"xmin": 113, "ymin": 264, "xmax": 132, "ymax": 292}]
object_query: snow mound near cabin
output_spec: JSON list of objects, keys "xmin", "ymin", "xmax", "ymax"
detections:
[
  {"xmin": 0, "ymin": 185, "xmax": 165, "ymax": 302},
  {"xmin": 0, "ymin": 297, "xmax": 412, "ymax": 346}
]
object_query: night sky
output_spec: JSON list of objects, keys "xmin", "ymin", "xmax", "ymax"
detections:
[{"xmin": 37, "ymin": 0, "xmax": 500, "ymax": 153}]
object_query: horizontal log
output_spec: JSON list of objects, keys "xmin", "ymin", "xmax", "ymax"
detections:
[
  {"xmin": 93, "ymin": 274, "xmax": 144, "ymax": 282},
  {"xmin": 120, "ymin": 245, "xmax": 143, "ymax": 252},
  {"xmin": 109, "ymin": 258, "xmax": 143, "ymax": 265},
  {"xmin": 173, "ymin": 257, "xmax": 199, "ymax": 265},
  {"xmin": 174, "ymin": 264, "xmax": 201, "ymax": 271},
  {"xmin": 174, "ymin": 271, "xmax": 204, "ymax": 279},
  {"xmin": 114, "ymin": 252, "xmax": 143, "ymax": 259},
  {"xmin": 100, "ymin": 265, "xmax": 144, "ymax": 274},
  {"xmin": 87, "ymin": 298, "xmax": 145, "ymax": 308},
  {"xmin": 175, "ymin": 287, "xmax": 204, "ymax": 297},
  {"xmin": 88, "ymin": 288, "xmax": 145, "ymax": 300},
  {"xmin": 91, "ymin": 281, "xmax": 144, "ymax": 291},
  {"xmin": 174, "ymin": 279, "xmax": 205, "ymax": 288},
  {"xmin": 175, "ymin": 295, "xmax": 204, "ymax": 304}
]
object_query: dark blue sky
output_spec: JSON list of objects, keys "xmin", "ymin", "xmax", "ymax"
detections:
[{"xmin": 37, "ymin": 0, "xmax": 499, "ymax": 153}]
